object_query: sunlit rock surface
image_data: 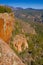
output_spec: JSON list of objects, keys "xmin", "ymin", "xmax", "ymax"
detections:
[
  {"xmin": 13, "ymin": 34, "xmax": 28, "ymax": 53},
  {"xmin": 0, "ymin": 13, "xmax": 14, "ymax": 43},
  {"xmin": 0, "ymin": 39, "xmax": 25, "ymax": 65}
]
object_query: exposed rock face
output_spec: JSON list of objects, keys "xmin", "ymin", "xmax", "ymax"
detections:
[
  {"xmin": 13, "ymin": 34, "xmax": 28, "ymax": 53},
  {"xmin": 0, "ymin": 13, "xmax": 14, "ymax": 43},
  {"xmin": 0, "ymin": 39, "xmax": 25, "ymax": 65}
]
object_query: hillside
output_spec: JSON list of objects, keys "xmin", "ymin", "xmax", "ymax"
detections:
[
  {"xmin": 0, "ymin": 6, "xmax": 43, "ymax": 65},
  {"xmin": 11, "ymin": 7, "xmax": 43, "ymax": 65},
  {"xmin": 10, "ymin": 18, "xmax": 43, "ymax": 65}
]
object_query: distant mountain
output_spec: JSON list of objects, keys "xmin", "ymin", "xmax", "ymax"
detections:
[
  {"xmin": 15, "ymin": 7, "xmax": 23, "ymax": 10},
  {"xmin": 14, "ymin": 7, "xmax": 43, "ymax": 23}
]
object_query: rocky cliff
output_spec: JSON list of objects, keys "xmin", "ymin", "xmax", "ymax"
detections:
[{"xmin": 0, "ymin": 13, "xmax": 14, "ymax": 43}]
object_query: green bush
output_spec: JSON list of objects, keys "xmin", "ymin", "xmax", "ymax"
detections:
[{"xmin": 0, "ymin": 6, "xmax": 12, "ymax": 13}]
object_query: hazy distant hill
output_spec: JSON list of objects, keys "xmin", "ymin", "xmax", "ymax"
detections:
[{"xmin": 14, "ymin": 7, "xmax": 43, "ymax": 23}]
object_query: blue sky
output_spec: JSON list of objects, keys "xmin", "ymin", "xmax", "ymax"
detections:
[{"xmin": 0, "ymin": 0, "xmax": 43, "ymax": 9}]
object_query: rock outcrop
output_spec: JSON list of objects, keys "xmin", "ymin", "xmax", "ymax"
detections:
[
  {"xmin": 13, "ymin": 34, "xmax": 28, "ymax": 53},
  {"xmin": 0, "ymin": 39, "xmax": 25, "ymax": 65},
  {"xmin": 0, "ymin": 13, "xmax": 14, "ymax": 43}
]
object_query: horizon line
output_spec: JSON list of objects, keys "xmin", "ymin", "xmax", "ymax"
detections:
[{"xmin": 0, "ymin": 4, "xmax": 43, "ymax": 10}]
